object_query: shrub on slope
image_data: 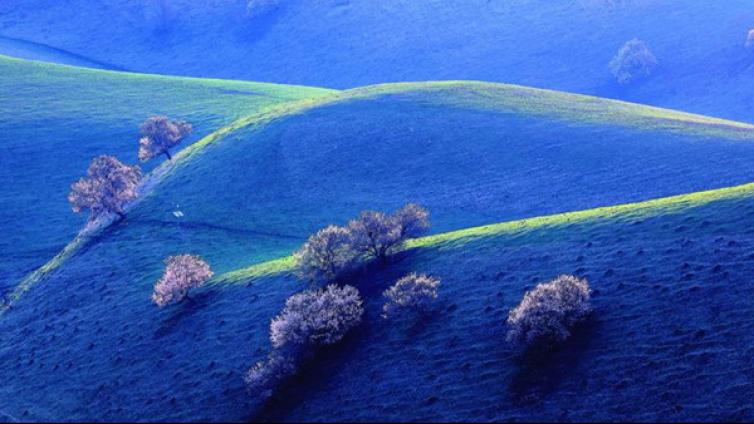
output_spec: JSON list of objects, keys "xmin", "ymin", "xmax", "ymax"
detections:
[
  {"xmin": 382, "ymin": 273, "xmax": 441, "ymax": 319},
  {"xmin": 246, "ymin": 285, "xmax": 364, "ymax": 399},
  {"xmin": 506, "ymin": 274, "xmax": 591, "ymax": 346},
  {"xmin": 151, "ymin": 254, "xmax": 213, "ymax": 307}
]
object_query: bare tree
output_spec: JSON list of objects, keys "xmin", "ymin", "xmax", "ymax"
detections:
[{"xmin": 68, "ymin": 155, "xmax": 142, "ymax": 220}]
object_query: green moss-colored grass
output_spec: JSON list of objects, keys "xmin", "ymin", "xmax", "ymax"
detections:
[
  {"xmin": 216, "ymin": 181, "xmax": 754, "ymax": 284},
  {"xmin": 0, "ymin": 54, "xmax": 335, "ymax": 123}
]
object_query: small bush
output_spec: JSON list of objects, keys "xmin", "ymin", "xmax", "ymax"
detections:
[
  {"xmin": 270, "ymin": 285, "xmax": 364, "ymax": 349},
  {"xmin": 383, "ymin": 273, "xmax": 440, "ymax": 318},
  {"xmin": 68, "ymin": 155, "xmax": 142, "ymax": 220},
  {"xmin": 506, "ymin": 275, "xmax": 591, "ymax": 346},
  {"xmin": 152, "ymin": 255, "xmax": 213, "ymax": 307},
  {"xmin": 244, "ymin": 351, "xmax": 297, "ymax": 399},
  {"xmin": 138, "ymin": 115, "xmax": 192, "ymax": 162},
  {"xmin": 609, "ymin": 38, "xmax": 657, "ymax": 84},
  {"xmin": 294, "ymin": 225, "xmax": 357, "ymax": 283}
]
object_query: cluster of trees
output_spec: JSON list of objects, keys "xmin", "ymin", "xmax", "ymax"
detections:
[
  {"xmin": 68, "ymin": 115, "xmax": 191, "ymax": 222},
  {"xmin": 65, "ymin": 115, "xmax": 205, "ymax": 308},
  {"xmin": 609, "ymin": 38, "xmax": 657, "ymax": 84},
  {"xmin": 244, "ymin": 204, "xmax": 438, "ymax": 398},
  {"xmin": 294, "ymin": 203, "xmax": 430, "ymax": 283}
]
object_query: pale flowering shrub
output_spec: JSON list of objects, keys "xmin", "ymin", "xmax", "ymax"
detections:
[
  {"xmin": 507, "ymin": 275, "xmax": 591, "ymax": 345},
  {"xmin": 270, "ymin": 285, "xmax": 364, "ymax": 349},
  {"xmin": 294, "ymin": 225, "xmax": 357, "ymax": 283},
  {"xmin": 348, "ymin": 203, "xmax": 430, "ymax": 261},
  {"xmin": 383, "ymin": 273, "xmax": 440, "ymax": 318},
  {"xmin": 609, "ymin": 39, "xmax": 657, "ymax": 84},
  {"xmin": 138, "ymin": 115, "xmax": 193, "ymax": 162},
  {"xmin": 152, "ymin": 255, "xmax": 213, "ymax": 307},
  {"xmin": 68, "ymin": 155, "xmax": 142, "ymax": 220},
  {"xmin": 244, "ymin": 351, "xmax": 297, "ymax": 399}
]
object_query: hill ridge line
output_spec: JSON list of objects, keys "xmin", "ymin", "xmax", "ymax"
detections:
[{"xmin": 215, "ymin": 181, "xmax": 754, "ymax": 284}]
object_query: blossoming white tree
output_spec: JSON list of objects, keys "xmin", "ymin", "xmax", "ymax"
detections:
[
  {"xmin": 270, "ymin": 284, "xmax": 364, "ymax": 348},
  {"xmin": 151, "ymin": 254, "xmax": 213, "ymax": 307},
  {"xmin": 138, "ymin": 115, "xmax": 193, "ymax": 162},
  {"xmin": 348, "ymin": 203, "xmax": 430, "ymax": 261},
  {"xmin": 506, "ymin": 274, "xmax": 591, "ymax": 346},
  {"xmin": 68, "ymin": 155, "xmax": 142, "ymax": 220},
  {"xmin": 382, "ymin": 273, "xmax": 441, "ymax": 318},
  {"xmin": 293, "ymin": 225, "xmax": 357, "ymax": 283},
  {"xmin": 245, "ymin": 285, "xmax": 364, "ymax": 398}
]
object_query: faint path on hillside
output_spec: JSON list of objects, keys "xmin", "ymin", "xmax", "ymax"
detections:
[{"xmin": 0, "ymin": 34, "xmax": 126, "ymax": 71}]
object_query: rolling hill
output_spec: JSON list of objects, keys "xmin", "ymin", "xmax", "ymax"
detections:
[
  {"xmin": 3, "ymin": 0, "xmax": 754, "ymax": 120},
  {"xmin": 3, "ymin": 80, "xmax": 754, "ymax": 420},
  {"xmin": 0, "ymin": 55, "xmax": 334, "ymax": 288}
]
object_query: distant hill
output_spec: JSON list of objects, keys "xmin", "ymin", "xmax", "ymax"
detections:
[{"xmin": 2, "ymin": 0, "xmax": 754, "ymax": 120}]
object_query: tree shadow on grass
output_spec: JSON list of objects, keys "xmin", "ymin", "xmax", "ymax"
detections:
[
  {"xmin": 153, "ymin": 290, "xmax": 220, "ymax": 339},
  {"xmin": 250, "ymin": 321, "xmax": 373, "ymax": 422},
  {"xmin": 508, "ymin": 317, "xmax": 600, "ymax": 407}
]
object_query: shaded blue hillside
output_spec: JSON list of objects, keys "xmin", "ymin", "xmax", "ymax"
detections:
[
  {"xmin": 3, "ymin": 82, "xmax": 754, "ymax": 420},
  {"xmin": 258, "ymin": 184, "xmax": 754, "ymax": 422},
  {"xmin": 0, "ymin": 56, "xmax": 334, "ymax": 288},
  {"xmin": 2, "ymin": 182, "xmax": 754, "ymax": 421},
  {"xmin": 3, "ymin": 1, "xmax": 754, "ymax": 120},
  {"xmin": 122, "ymin": 81, "xmax": 754, "ymax": 277}
]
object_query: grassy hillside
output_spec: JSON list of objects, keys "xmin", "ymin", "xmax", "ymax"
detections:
[
  {"xmin": 255, "ymin": 181, "xmax": 754, "ymax": 422},
  {"xmin": 3, "ymin": 1, "xmax": 754, "ymax": 120},
  {"xmin": 3, "ymin": 81, "xmax": 754, "ymax": 420},
  {"xmin": 0, "ymin": 55, "xmax": 334, "ymax": 288},
  {"xmin": 3, "ymin": 181, "xmax": 754, "ymax": 421}
]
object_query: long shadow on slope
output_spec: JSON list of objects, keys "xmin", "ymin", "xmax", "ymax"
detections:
[{"xmin": 508, "ymin": 318, "xmax": 600, "ymax": 408}]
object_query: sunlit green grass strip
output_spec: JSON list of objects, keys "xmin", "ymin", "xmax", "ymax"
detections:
[
  {"xmin": 215, "ymin": 181, "xmax": 754, "ymax": 285},
  {"xmin": 0, "ymin": 224, "xmax": 100, "ymax": 315},
  {"xmin": 0, "ymin": 53, "xmax": 335, "ymax": 97}
]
